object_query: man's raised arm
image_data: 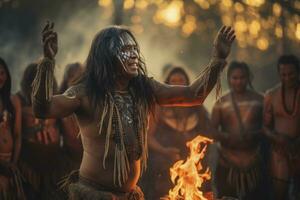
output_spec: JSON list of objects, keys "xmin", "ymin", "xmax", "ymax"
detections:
[
  {"xmin": 32, "ymin": 21, "xmax": 80, "ymax": 119},
  {"xmin": 152, "ymin": 26, "xmax": 235, "ymax": 106}
]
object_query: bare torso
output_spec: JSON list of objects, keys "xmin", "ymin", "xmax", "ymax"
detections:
[
  {"xmin": 80, "ymin": 135, "xmax": 140, "ymax": 192},
  {"xmin": 161, "ymin": 107, "xmax": 206, "ymax": 133},
  {"xmin": 0, "ymin": 108, "xmax": 13, "ymax": 159},
  {"xmin": 75, "ymin": 90, "xmax": 142, "ymax": 192},
  {"xmin": 61, "ymin": 115, "xmax": 82, "ymax": 155},
  {"xmin": 212, "ymin": 90, "xmax": 263, "ymax": 166},
  {"xmin": 265, "ymin": 84, "xmax": 300, "ymax": 139}
]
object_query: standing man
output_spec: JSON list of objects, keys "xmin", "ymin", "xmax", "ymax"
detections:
[
  {"xmin": 211, "ymin": 61, "xmax": 267, "ymax": 200},
  {"xmin": 264, "ymin": 55, "xmax": 300, "ymax": 200},
  {"xmin": 32, "ymin": 22, "xmax": 235, "ymax": 199}
]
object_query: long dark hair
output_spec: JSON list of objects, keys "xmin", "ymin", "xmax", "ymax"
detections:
[
  {"xmin": 59, "ymin": 62, "xmax": 82, "ymax": 93},
  {"xmin": 83, "ymin": 26, "xmax": 155, "ymax": 111},
  {"xmin": 277, "ymin": 54, "xmax": 299, "ymax": 73},
  {"xmin": 227, "ymin": 61, "xmax": 254, "ymax": 89},
  {"xmin": 0, "ymin": 57, "xmax": 15, "ymax": 122}
]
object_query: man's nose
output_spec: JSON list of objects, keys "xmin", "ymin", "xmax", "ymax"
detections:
[
  {"xmin": 236, "ymin": 79, "xmax": 242, "ymax": 84},
  {"xmin": 130, "ymin": 50, "xmax": 138, "ymax": 58}
]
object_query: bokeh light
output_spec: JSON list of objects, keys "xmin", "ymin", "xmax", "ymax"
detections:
[{"xmin": 96, "ymin": 0, "xmax": 300, "ymax": 51}]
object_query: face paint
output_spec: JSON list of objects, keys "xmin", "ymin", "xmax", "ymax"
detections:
[
  {"xmin": 119, "ymin": 47, "xmax": 138, "ymax": 64},
  {"xmin": 116, "ymin": 32, "xmax": 140, "ymax": 77},
  {"xmin": 119, "ymin": 33, "xmax": 138, "ymax": 61}
]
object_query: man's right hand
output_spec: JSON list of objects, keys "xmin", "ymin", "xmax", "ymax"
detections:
[{"xmin": 42, "ymin": 21, "xmax": 58, "ymax": 59}]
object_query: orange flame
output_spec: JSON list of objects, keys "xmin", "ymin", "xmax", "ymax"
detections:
[{"xmin": 165, "ymin": 135, "xmax": 213, "ymax": 200}]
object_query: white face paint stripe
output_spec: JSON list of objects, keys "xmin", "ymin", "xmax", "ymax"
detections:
[
  {"xmin": 115, "ymin": 32, "xmax": 141, "ymax": 75},
  {"xmin": 218, "ymin": 100, "xmax": 262, "ymax": 109}
]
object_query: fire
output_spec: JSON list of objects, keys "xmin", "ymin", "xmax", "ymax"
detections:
[{"xmin": 166, "ymin": 135, "xmax": 213, "ymax": 200}]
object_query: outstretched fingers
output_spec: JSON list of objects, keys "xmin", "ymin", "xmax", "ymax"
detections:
[
  {"xmin": 227, "ymin": 31, "xmax": 235, "ymax": 43},
  {"xmin": 223, "ymin": 27, "xmax": 235, "ymax": 44},
  {"xmin": 229, "ymin": 34, "xmax": 236, "ymax": 43},
  {"xmin": 42, "ymin": 21, "xmax": 50, "ymax": 33},
  {"xmin": 227, "ymin": 27, "xmax": 236, "ymax": 43},
  {"xmin": 43, "ymin": 30, "xmax": 54, "ymax": 43},
  {"xmin": 42, "ymin": 21, "xmax": 55, "ymax": 39},
  {"xmin": 224, "ymin": 26, "xmax": 231, "ymax": 35},
  {"xmin": 43, "ymin": 34, "xmax": 56, "ymax": 45},
  {"xmin": 219, "ymin": 25, "xmax": 226, "ymax": 34},
  {"xmin": 226, "ymin": 29, "xmax": 235, "ymax": 40},
  {"xmin": 49, "ymin": 22, "xmax": 54, "ymax": 30}
]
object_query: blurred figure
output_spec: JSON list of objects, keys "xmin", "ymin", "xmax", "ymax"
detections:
[
  {"xmin": 16, "ymin": 63, "xmax": 69, "ymax": 199},
  {"xmin": 211, "ymin": 61, "xmax": 268, "ymax": 200},
  {"xmin": 0, "ymin": 57, "xmax": 25, "ymax": 199},
  {"xmin": 264, "ymin": 55, "xmax": 300, "ymax": 200},
  {"xmin": 59, "ymin": 62, "xmax": 84, "ymax": 94},
  {"xmin": 59, "ymin": 62, "xmax": 84, "ymax": 169},
  {"xmin": 144, "ymin": 66, "xmax": 211, "ymax": 199}
]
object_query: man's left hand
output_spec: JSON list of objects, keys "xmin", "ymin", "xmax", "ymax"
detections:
[{"xmin": 213, "ymin": 26, "xmax": 235, "ymax": 59}]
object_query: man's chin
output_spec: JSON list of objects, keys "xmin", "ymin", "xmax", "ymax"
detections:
[
  {"xmin": 131, "ymin": 73, "xmax": 139, "ymax": 78},
  {"xmin": 283, "ymin": 81, "xmax": 299, "ymax": 88},
  {"xmin": 232, "ymin": 88, "xmax": 247, "ymax": 94},
  {"xmin": 126, "ymin": 71, "xmax": 139, "ymax": 79}
]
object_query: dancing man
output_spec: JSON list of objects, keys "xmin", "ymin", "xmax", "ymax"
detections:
[{"xmin": 32, "ymin": 21, "xmax": 235, "ymax": 199}]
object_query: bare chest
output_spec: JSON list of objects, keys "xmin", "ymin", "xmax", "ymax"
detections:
[
  {"xmin": 79, "ymin": 93, "xmax": 142, "ymax": 161},
  {"xmin": 220, "ymin": 99, "xmax": 263, "ymax": 126},
  {"xmin": 272, "ymin": 90, "xmax": 300, "ymax": 119}
]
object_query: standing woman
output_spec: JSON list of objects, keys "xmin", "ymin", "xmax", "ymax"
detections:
[{"xmin": 0, "ymin": 57, "xmax": 25, "ymax": 199}]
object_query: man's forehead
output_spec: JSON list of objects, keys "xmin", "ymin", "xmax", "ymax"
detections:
[
  {"xmin": 120, "ymin": 32, "xmax": 137, "ymax": 46},
  {"xmin": 279, "ymin": 63, "xmax": 298, "ymax": 72}
]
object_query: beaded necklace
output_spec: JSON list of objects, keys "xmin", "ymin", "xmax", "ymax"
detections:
[{"xmin": 98, "ymin": 90, "xmax": 148, "ymax": 186}]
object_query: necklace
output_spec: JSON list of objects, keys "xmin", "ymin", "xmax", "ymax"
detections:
[
  {"xmin": 112, "ymin": 91, "xmax": 142, "ymax": 160},
  {"xmin": 281, "ymin": 85, "xmax": 299, "ymax": 117}
]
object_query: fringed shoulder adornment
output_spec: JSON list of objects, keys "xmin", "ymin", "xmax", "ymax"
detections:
[
  {"xmin": 32, "ymin": 57, "xmax": 55, "ymax": 103},
  {"xmin": 97, "ymin": 91, "xmax": 149, "ymax": 187},
  {"xmin": 194, "ymin": 57, "xmax": 226, "ymax": 100}
]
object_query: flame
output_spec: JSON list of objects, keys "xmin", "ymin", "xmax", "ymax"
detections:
[{"xmin": 165, "ymin": 135, "xmax": 213, "ymax": 200}]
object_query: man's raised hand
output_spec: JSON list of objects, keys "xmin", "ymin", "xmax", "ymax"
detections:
[
  {"xmin": 213, "ymin": 26, "xmax": 235, "ymax": 59},
  {"xmin": 42, "ymin": 21, "xmax": 58, "ymax": 60}
]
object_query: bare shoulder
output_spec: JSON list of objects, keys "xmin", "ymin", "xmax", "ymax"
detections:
[
  {"xmin": 63, "ymin": 83, "xmax": 86, "ymax": 99},
  {"xmin": 215, "ymin": 90, "xmax": 231, "ymax": 105},
  {"xmin": 265, "ymin": 84, "xmax": 280, "ymax": 98}
]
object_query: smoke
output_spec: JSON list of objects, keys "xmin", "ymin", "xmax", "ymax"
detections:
[
  {"xmin": 0, "ymin": 1, "xmax": 186, "ymax": 94},
  {"xmin": 1, "ymin": 0, "xmax": 297, "ymax": 112}
]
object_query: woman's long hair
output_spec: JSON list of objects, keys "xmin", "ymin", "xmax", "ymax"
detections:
[
  {"xmin": 0, "ymin": 57, "xmax": 15, "ymax": 123},
  {"xmin": 83, "ymin": 26, "xmax": 155, "ymax": 111},
  {"xmin": 227, "ymin": 61, "xmax": 254, "ymax": 89}
]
